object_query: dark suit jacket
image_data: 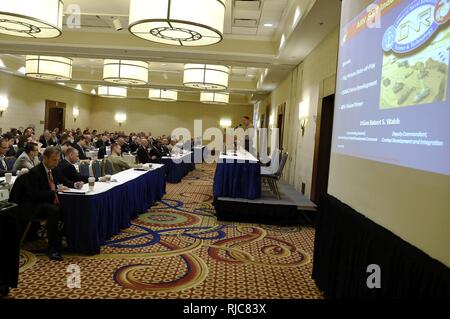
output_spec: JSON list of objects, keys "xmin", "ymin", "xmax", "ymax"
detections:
[
  {"xmin": 120, "ymin": 143, "xmax": 130, "ymax": 154},
  {"xmin": 9, "ymin": 163, "xmax": 73, "ymax": 220},
  {"xmin": 5, "ymin": 148, "xmax": 16, "ymax": 157},
  {"xmin": 0, "ymin": 157, "xmax": 12, "ymax": 177},
  {"xmin": 58, "ymin": 159, "xmax": 90, "ymax": 183},
  {"xmin": 149, "ymin": 145, "xmax": 165, "ymax": 158},
  {"xmin": 161, "ymin": 146, "xmax": 171, "ymax": 156},
  {"xmin": 73, "ymin": 143, "xmax": 90, "ymax": 160},
  {"xmin": 136, "ymin": 146, "xmax": 151, "ymax": 164},
  {"xmin": 129, "ymin": 142, "xmax": 138, "ymax": 153},
  {"xmin": 39, "ymin": 136, "xmax": 56, "ymax": 148},
  {"xmin": 95, "ymin": 140, "xmax": 105, "ymax": 149}
]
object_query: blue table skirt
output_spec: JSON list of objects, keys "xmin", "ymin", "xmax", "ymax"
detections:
[
  {"xmin": 213, "ymin": 160, "xmax": 262, "ymax": 200},
  {"xmin": 60, "ymin": 168, "xmax": 166, "ymax": 255},
  {"xmin": 162, "ymin": 158, "xmax": 195, "ymax": 183}
]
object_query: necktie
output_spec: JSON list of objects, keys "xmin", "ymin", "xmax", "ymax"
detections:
[{"xmin": 48, "ymin": 170, "xmax": 60, "ymax": 206}]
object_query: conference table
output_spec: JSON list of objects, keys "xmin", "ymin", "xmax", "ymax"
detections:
[
  {"xmin": 3, "ymin": 164, "xmax": 166, "ymax": 255},
  {"xmin": 161, "ymin": 151, "xmax": 195, "ymax": 183},
  {"xmin": 213, "ymin": 149, "xmax": 262, "ymax": 200},
  {"xmin": 59, "ymin": 164, "xmax": 166, "ymax": 254}
]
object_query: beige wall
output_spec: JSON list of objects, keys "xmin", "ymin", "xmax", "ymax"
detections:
[
  {"xmin": 258, "ymin": 27, "xmax": 339, "ymax": 197},
  {"xmin": 89, "ymin": 96, "xmax": 253, "ymax": 137},
  {"xmin": 0, "ymin": 71, "xmax": 92, "ymax": 133},
  {"xmin": 0, "ymin": 71, "xmax": 252, "ymax": 138}
]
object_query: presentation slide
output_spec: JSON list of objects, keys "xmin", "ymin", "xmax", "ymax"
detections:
[{"xmin": 332, "ymin": 0, "xmax": 450, "ymax": 175}]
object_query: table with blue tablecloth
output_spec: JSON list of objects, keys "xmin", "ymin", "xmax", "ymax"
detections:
[
  {"xmin": 161, "ymin": 152, "xmax": 195, "ymax": 183},
  {"xmin": 213, "ymin": 150, "xmax": 261, "ymax": 200},
  {"xmin": 59, "ymin": 164, "xmax": 166, "ymax": 255}
]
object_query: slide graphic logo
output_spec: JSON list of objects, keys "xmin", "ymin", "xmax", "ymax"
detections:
[{"xmin": 382, "ymin": 0, "xmax": 449, "ymax": 54}]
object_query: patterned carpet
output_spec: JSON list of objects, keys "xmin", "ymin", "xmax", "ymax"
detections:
[{"xmin": 10, "ymin": 164, "xmax": 323, "ymax": 299}]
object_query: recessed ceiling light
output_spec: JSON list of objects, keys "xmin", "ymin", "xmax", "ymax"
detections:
[
  {"xmin": 18, "ymin": 67, "xmax": 26, "ymax": 74},
  {"xmin": 263, "ymin": 23, "xmax": 273, "ymax": 27}
]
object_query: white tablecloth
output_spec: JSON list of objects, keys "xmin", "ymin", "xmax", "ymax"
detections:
[
  {"xmin": 62, "ymin": 164, "xmax": 164, "ymax": 196},
  {"xmin": 219, "ymin": 149, "xmax": 258, "ymax": 163}
]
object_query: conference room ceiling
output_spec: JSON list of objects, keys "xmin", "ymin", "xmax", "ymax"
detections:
[{"xmin": 0, "ymin": 0, "xmax": 341, "ymax": 101}]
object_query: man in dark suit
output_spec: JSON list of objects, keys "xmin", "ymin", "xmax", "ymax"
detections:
[
  {"xmin": 136, "ymin": 139, "xmax": 155, "ymax": 164},
  {"xmin": 39, "ymin": 130, "xmax": 56, "ymax": 148},
  {"xmin": 0, "ymin": 138, "xmax": 13, "ymax": 177},
  {"xmin": 59, "ymin": 147, "xmax": 103, "ymax": 183},
  {"xmin": 73, "ymin": 135, "xmax": 90, "ymax": 160},
  {"xmin": 117, "ymin": 137, "xmax": 130, "ymax": 154},
  {"xmin": 58, "ymin": 147, "xmax": 89, "ymax": 183},
  {"xmin": 150, "ymin": 140, "xmax": 168, "ymax": 161},
  {"xmin": 94, "ymin": 135, "xmax": 110, "ymax": 148},
  {"xmin": 18, "ymin": 147, "xmax": 82, "ymax": 261}
]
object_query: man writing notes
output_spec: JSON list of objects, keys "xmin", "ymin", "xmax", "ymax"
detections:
[{"xmin": 25, "ymin": 147, "xmax": 82, "ymax": 261}]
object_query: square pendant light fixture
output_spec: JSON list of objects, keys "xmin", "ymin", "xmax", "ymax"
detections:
[
  {"xmin": 0, "ymin": 0, "xmax": 63, "ymax": 38},
  {"xmin": 129, "ymin": 0, "xmax": 226, "ymax": 47}
]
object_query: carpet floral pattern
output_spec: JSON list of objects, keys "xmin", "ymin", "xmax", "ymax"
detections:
[{"xmin": 10, "ymin": 164, "xmax": 323, "ymax": 299}]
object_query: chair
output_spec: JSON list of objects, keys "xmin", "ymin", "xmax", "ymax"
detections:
[
  {"xmin": 79, "ymin": 162, "xmax": 90, "ymax": 178},
  {"xmin": 8, "ymin": 173, "xmax": 44, "ymax": 245},
  {"xmin": 261, "ymin": 152, "xmax": 288, "ymax": 200},
  {"xmin": 92, "ymin": 160, "xmax": 101, "ymax": 179},
  {"xmin": 101, "ymin": 158, "xmax": 113, "ymax": 176}
]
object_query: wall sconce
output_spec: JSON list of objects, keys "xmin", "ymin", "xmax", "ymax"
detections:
[
  {"xmin": 299, "ymin": 101, "xmax": 309, "ymax": 137},
  {"xmin": 72, "ymin": 107, "xmax": 79, "ymax": 122},
  {"xmin": 115, "ymin": 112, "xmax": 127, "ymax": 127},
  {"xmin": 0, "ymin": 96, "xmax": 8, "ymax": 117},
  {"xmin": 220, "ymin": 119, "xmax": 232, "ymax": 129}
]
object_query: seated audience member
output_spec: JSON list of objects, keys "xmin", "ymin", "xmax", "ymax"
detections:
[
  {"xmin": 95, "ymin": 134, "xmax": 110, "ymax": 148},
  {"xmin": 12, "ymin": 142, "xmax": 40, "ymax": 174},
  {"xmin": 3, "ymin": 132, "xmax": 17, "ymax": 157},
  {"xmin": 73, "ymin": 135, "xmax": 90, "ymax": 160},
  {"xmin": 137, "ymin": 139, "xmax": 157, "ymax": 164},
  {"xmin": 39, "ymin": 130, "xmax": 56, "ymax": 147},
  {"xmin": 117, "ymin": 137, "xmax": 130, "ymax": 154},
  {"xmin": 129, "ymin": 136, "xmax": 139, "ymax": 153},
  {"xmin": 167, "ymin": 138, "xmax": 176, "ymax": 153},
  {"xmin": 161, "ymin": 139, "xmax": 171, "ymax": 155},
  {"xmin": 53, "ymin": 128, "xmax": 61, "ymax": 140},
  {"xmin": 22, "ymin": 147, "xmax": 82, "ymax": 261},
  {"xmin": 149, "ymin": 140, "xmax": 165, "ymax": 163},
  {"xmin": 106, "ymin": 143, "xmax": 131, "ymax": 174},
  {"xmin": 0, "ymin": 138, "xmax": 13, "ymax": 177},
  {"xmin": 55, "ymin": 135, "xmax": 71, "ymax": 161},
  {"xmin": 58, "ymin": 147, "xmax": 89, "ymax": 183},
  {"xmin": 50, "ymin": 131, "xmax": 59, "ymax": 145},
  {"xmin": 169, "ymin": 139, "xmax": 183, "ymax": 155}
]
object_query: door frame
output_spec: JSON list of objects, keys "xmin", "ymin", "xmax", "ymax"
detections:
[{"xmin": 45, "ymin": 100, "xmax": 66, "ymax": 131}]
